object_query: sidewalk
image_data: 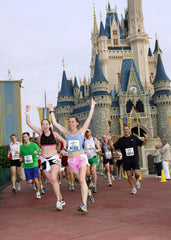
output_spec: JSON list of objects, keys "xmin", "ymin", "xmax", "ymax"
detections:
[{"xmin": 0, "ymin": 174, "xmax": 171, "ymax": 240}]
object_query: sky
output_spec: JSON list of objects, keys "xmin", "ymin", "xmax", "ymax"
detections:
[{"xmin": 0, "ymin": 0, "xmax": 171, "ymax": 135}]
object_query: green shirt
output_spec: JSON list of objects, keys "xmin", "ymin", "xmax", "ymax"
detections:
[{"xmin": 20, "ymin": 142, "xmax": 42, "ymax": 169}]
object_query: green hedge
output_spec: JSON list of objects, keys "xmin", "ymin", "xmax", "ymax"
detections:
[{"xmin": 0, "ymin": 146, "xmax": 10, "ymax": 169}]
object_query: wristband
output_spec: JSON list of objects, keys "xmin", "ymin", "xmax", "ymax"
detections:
[
  {"xmin": 145, "ymin": 137, "xmax": 148, "ymax": 140},
  {"xmin": 91, "ymin": 105, "xmax": 95, "ymax": 108},
  {"xmin": 26, "ymin": 112, "xmax": 30, "ymax": 115},
  {"xmin": 49, "ymin": 111, "xmax": 54, "ymax": 114}
]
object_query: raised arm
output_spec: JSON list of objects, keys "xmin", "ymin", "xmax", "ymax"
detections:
[
  {"xmin": 80, "ymin": 98, "xmax": 96, "ymax": 136},
  {"xmin": 48, "ymin": 104, "xmax": 68, "ymax": 136},
  {"xmin": 142, "ymin": 131, "xmax": 151, "ymax": 146},
  {"xmin": 26, "ymin": 105, "xmax": 42, "ymax": 135}
]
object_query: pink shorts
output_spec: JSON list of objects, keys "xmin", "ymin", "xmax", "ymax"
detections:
[{"xmin": 68, "ymin": 153, "xmax": 88, "ymax": 173}]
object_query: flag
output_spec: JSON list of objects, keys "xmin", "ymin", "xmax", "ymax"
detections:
[
  {"xmin": 0, "ymin": 81, "xmax": 22, "ymax": 146},
  {"xmin": 37, "ymin": 107, "xmax": 51, "ymax": 124},
  {"xmin": 64, "ymin": 118, "xmax": 69, "ymax": 130}
]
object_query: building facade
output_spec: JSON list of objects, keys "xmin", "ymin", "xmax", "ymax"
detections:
[{"xmin": 54, "ymin": 0, "xmax": 171, "ymax": 173}]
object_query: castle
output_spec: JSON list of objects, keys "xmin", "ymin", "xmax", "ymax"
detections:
[{"xmin": 54, "ymin": 0, "xmax": 171, "ymax": 158}]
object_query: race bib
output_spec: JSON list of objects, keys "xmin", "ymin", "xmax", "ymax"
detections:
[
  {"xmin": 105, "ymin": 151, "xmax": 112, "ymax": 159},
  {"xmin": 12, "ymin": 152, "xmax": 19, "ymax": 160},
  {"xmin": 24, "ymin": 155, "xmax": 33, "ymax": 164},
  {"xmin": 125, "ymin": 148, "xmax": 134, "ymax": 156},
  {"xmin": 68, "ymin": 140, "xmax": 80, "ymax": 151},
  {"xmin": 87, "ymin": 143, "xmax": 94, "ymax": 151}
]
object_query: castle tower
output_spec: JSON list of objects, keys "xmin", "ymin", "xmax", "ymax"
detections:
[
  {"xmin": 152, "ymin": 53, "xmax": 171, "ymax": 144},
  {"xmin": 55, "ymin": 61, "xmax": 74, "ymax": 126},
  {"xmin": 90, "ymin": 52, "xmax": 112, "ymax": 136},
  {"xmin": 127, "ymin": 0, "xmax": 150, "ymax": 91}
]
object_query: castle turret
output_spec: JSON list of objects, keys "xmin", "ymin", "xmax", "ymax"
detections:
[
  {"xmin": 55, "ymin": 61, "xmax": 74, "ymax": 126},
  {"xmin": 152, "ymin": 53, "xmax": 171, "ymax": 144},
  {"xmin": 90, "ymin": 52, "xmax": 112, "ymax": 136},
  {"xmin": 73, "ymin": 76, "xmax": 79, "ymax": 103}
]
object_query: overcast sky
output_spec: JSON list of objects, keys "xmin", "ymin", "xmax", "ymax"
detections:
[{"xmin": 0, "ymin": 0, "xmax": 170, "ymax": 134}]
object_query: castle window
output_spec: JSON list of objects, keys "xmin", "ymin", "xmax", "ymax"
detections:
[
  {"xmin": 113, "ymin": 30, "xmax": 117, "ymax": 35},
  {"xmin": 113, "ymin": 39, "xmax": 118, "ymax": 45}
]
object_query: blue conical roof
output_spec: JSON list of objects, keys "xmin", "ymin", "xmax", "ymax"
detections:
[
  {"xmin": 99, "ymin": 21, "xmax": 106, "ymax": 37},
  {"xmin": 153, "ymin": 54, "xmax": 170, "ymax": 83},
  {"xmin": 148, "ymin": 47, "xmax": 153, "ymax": 57},
  {"xmin": 58, "ymin": 70, "xmax": 74, "ymax": 97},
  {"xmin": 91, "ymin": 54, "xmax": 107, "ymax": 83},
  {"xmin": 74, "ymin": 76, "xmax": 79, "ymax": 88},
  {"xmin": 153, "ymin": 39, "xmax": 162, "ymax": 53}
]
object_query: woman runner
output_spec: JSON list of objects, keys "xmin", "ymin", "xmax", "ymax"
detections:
[
  {"xmin": 48, "ymin": 98, "xmax": 96, "ymax": 213},
  {"xmin": 25, "ymin": 105, "xmax": 66, "ymax": 210}
]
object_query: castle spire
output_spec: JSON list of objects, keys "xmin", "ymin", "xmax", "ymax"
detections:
[
  {"xmin": 153, "ymin": 53, "xmax": 169, "ymax": 83},
  {"xmin": 99, "ymin": 13, "xmax": 106, "ymax": 37},
  {"xmin": 93, "ymin": 5, "xmax": 98, "ymax": 35},
  {"xmin": 91, "ymin": 52, "xmax": 107, "ymax": 83},
  {"xmin": 153, "ymin": 33, "xmax": 162, "ymax": 54}
]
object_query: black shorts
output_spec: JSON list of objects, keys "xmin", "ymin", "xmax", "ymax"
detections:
[
  {"xmin": 41, "ymin": 159, "xmax": 57, "ymax": 170},
  {"xmin": 116, "ymin": 160, "xmax": 123, "ymax": 167},
  {"xmin": 123, "ymin": 159, "xmax": 139, "ymax": 171},
  {"xmin": 103, "ymin": 158, "xmax": 114, "ymax": 166},
  {"xmin": 10, "ymin": 159, "xmax": 21, "ymax": 167}
]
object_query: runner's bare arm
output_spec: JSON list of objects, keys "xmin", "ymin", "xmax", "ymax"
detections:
[
  {"xmin": 80, "ymin": 98, "xmax": 96, "ymax": 136},
  {"xmin": 26, "ymin": 105, "xmax": 42, "ymax": 135},
  {"xmin": 48, "ymin": 104, "xmax": 68, "ymax": 136}
]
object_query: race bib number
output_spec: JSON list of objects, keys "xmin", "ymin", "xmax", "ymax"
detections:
[
  {"xmin": 125, "ymin": 148, "xmax": 134, "ymax": 157},
  {"xmin": 87, "ymin": 143, "xmax": 94, "ymax": 151},
  {"xmin": 68, "ymin": 140, "xmax": 80, "ymax": 151},
  {"xmin": 106, "ymin": 151, "xmax": 112, "ymax": 159},
  {"xmin": 24, "ymin": 155, "xmax": 33, "ymax": 164},
  {"xmin": 12, "ymin": 152, "xmax": 19, "ymax": 160}
]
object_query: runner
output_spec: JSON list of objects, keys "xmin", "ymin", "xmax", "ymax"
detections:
[
  {"xmin": 113, "ymin": 125, "xmax": 150, "ymax": 194},
  {"xmin": 48, "ymin": 98, "xmax": 96, "ymax": 213},
  {"xmin": 20, "ymin": 132, "xmax": 42, "ymax": 199},
  {"xmin": 83, "ymin": 128, "xmax": 101, "ymax": 193},
  {"xmin": 8, "ymin": 134, "xmax": 22, "ymax": 193},
  {"xmin": 25, "ymin": 105, "xmax": 66, "ymax": 210},
  {"xmin": 101, "ymin": 135, "xmax": 114, "ymax": 186}
]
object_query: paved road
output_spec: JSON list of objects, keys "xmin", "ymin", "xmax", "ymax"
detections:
[{"xmin": 0, "ymin": 174, "xmax": 171, "ymax": 240}]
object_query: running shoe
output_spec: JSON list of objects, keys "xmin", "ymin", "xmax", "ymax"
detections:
[
  {"xmin": 71, "ymin": 184, "xmax": 75, "ymax": 191},
  {"xmin": 118, "ymin": 176, "xmax": 121, "ymax": 181},
  {"xmin": 56, "ymin": 200, "xmax": 63, "ymax": 210},
  {"xmin": 16, "ymin": 182, "xmax": 21, "ymax": 191},
  {"xmin": 111, "ymin": 175, "xmax": 115, "ymax": 181},
  {"xmin": 130, "ymin": 187, "xmax": 137, "ymax": 194},
  {"xmin": 108, "ymin": 180, "xmax": 112, "ymax": 186},
  {"xmin": 87, "ymin": 190, "xmax": 95, "ymax": 203},
  {"xmin": 40, "ymin": 188, "xmax": 45, "ymax": 194},
  {"xmin": 60, "ymin": 199, "xmax": 66, "ymax": 207},
  {"xmin": 135, "ymin": 179, "xmax": 141, "ymax": 189},
  {"xmin": 93, "ymin": 186, "xmax": 97, "ymax": 193},
  {"xmin": 32, "ymin": 183, "xmax": 36, "ymax": 191},
  {"xmin": 104, "ymin": 174, "xmax": 107, "ymax": 180},
  {"xmin": 12, "ymin": 186, "xmax": 16, "ymax": 193},
  {"xmin": 36, "ymin": 192, "xmax": 41, "ymax": 199},
  {"xmin": 77, "ymin": 203, "xmax": 87, "ymax": 213}
]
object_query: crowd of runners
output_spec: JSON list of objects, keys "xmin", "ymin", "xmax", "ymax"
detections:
[{"xmin": 8, "ymin": 98, "xmax": 171, "ymax": 213}]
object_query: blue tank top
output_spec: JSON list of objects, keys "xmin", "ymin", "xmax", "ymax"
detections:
[{"xmin": 67, "ymin": 130, "xmax": 84, "ymax": 154}]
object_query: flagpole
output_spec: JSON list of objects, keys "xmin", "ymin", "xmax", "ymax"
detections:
[{"xmin": 45, "ymin": 91, "xmax": 47, "ymax": 119}]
